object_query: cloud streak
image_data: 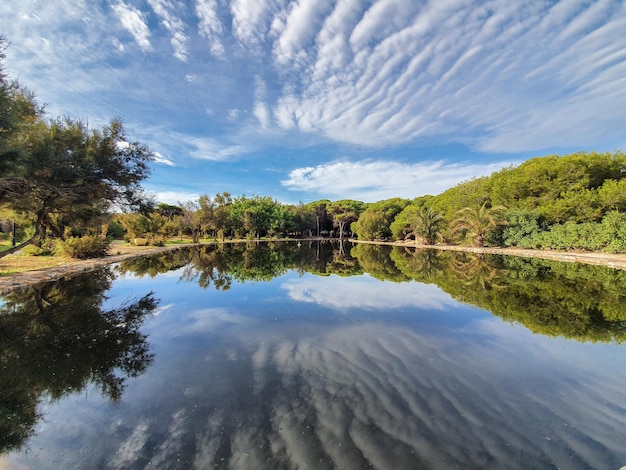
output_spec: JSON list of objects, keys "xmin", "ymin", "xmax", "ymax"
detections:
[
  {"xmin": 112, "ymin": 2, "xmax": 152, "ymax": 52},
  {"xmin": 147, "ymin": 0, "xmax": 190, "ymax": 61},
  {"xmin": 282, "ymin": 158, "xmax": 519, "ymax": 201}
]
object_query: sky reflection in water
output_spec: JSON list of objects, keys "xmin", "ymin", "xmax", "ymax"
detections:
[{"xmin": 3, "ymin": 246, "xmax": 626, "ymax": 469}]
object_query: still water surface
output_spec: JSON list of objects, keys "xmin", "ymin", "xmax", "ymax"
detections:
[{"xmin": 1, "ymin": 242, "xmax": 626, "ymax": 469}]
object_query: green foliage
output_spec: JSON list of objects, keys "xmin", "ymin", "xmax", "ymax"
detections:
[
  {"xmin": 351, "ymin": 198, "xmax": 409, "ymax": 240},
  {"xmin": 352, "ymin": 210, "xmax": 389, "ymax": 240},
  {"xmin": 21, "ymin": 242, "xmax": 55, "ymax": 256},
  {"xmin": 3, "ymin": 118, "xmax": 153, "ymax": 241},
  {"xmin": 501, "ymin": 209, "xmax": 546, "ymax": 248},
  {"xmin": 107, "ymin": 220, "xmax": 125, "ymax": 239},
  {"xmin": 287, "ymin": 203, "xmax": 316, "ymax": 237},
  {"xmin": 328, "ymin": 199, "xmax": 365, "ymax": 239},
  {"xmin": 305, "ymin": 199, "xmax": 333, "ymax": 236},
  {"xmin": 489, "ymin": 152, "xmax": 626, "ymax": 223},
  {"xmin": 0, "ymin": 42, "xmax": 152, "ymax": 251},
  {"xmin": 351, "ymin": 244, "xmax": 409, "ymax": 281},
  {"xmin": 450, "ymin": 203, "xmax": 507, "ymax": 247},
  {"xmin": 408, "ymin": 207, "xmax": 444, "ymax": 244},
  {"xmin": 429, "ymin": 176, "xmax": 493, "ymax": 219},
  {"xmin": 501, "ymin": 210, "xmax": 626, "ymax": 252},
  {"xmin": 229, "ymin": 195, "xmax": 291, "ymax": 239},
  {"xmin": 58, "ymin": 235, "xmax": 111, "ymax": 259}
]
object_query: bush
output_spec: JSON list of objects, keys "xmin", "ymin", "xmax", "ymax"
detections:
[
  {"xmin": 59, "ymin": 236, "xmax": 110, "ymax": 259},
  {"xmin": 502, "ymin": 209, "xmax": 545, "ymax": 247},
  {"xmin": 22, "ymin": 240, "xmax": 56, "ymax": 256},
  {"xmin": 107, "ymin": 220, "xmax": 125, "ymax": 239}
]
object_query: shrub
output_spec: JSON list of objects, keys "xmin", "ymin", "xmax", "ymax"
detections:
[
  {"xmin": 502, "ymin": 209, "xmax": 545, "ymax": 247},
  {"xmin": 22, "ymin": 240, "xmax": 56, "ymax": 256},
  {"xmin": 107, "ymin": 220, "xmax": 125, "ymax": 239},
  {"xmin": 59, "ymin": 236, "xmax": 110, "ymax": 259}
]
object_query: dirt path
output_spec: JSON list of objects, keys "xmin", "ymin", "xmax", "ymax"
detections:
[{"xmin": 0, "ymin": 243, "xmax": 199, "ymax": 295}]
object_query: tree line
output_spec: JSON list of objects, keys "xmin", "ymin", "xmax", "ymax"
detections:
[{"xmin": 121, "ymin": 149, "xmax": 626, "ymax": 254}]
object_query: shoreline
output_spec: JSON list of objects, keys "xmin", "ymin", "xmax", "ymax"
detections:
[
  {"xmin": 2, "ymin": 238, "xmax": 626, "ymax": 295},
  {"xmin": 349, "ymin": 239, "xmax": 626, "ymax": 270}
]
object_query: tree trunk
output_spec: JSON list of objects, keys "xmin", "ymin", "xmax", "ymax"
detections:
[{"xmin": 0, "ymin": 234, "xmax": 40, "ymax": 258}]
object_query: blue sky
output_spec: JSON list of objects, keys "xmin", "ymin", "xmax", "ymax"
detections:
[{"xmin": 1, "ymin": 0, "xmax": 625, "ymax": 205}]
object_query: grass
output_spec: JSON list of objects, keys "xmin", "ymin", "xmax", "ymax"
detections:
[
  {"xmin": 0, "ymin": 237, "xmax": 11, "ymax": 253},
  {"xmin": 0, "ymin": 237, "xmax": 204, "ymax": 276}
]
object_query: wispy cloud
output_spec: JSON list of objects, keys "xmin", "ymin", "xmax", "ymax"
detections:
[
  {"xmin": 112, "ymin": 1, "xmax": 152, "ymax": 52},
  {"xmin": 195, "ymin": 0, "xmax": 224, "ymax": 58},
  {"xmin": 266, "ymin": 0, "xmax": 626, "ymax": 152},
  {"xmin": 152, "ymin": 152, "xmax": 176, "ymax": 166},
  {"xmin": 282, "ymin": 158, "xmax": 519, "ymax": 201},
  {"xmin": 185, "ymin": 135, "xmax": 249, "ymax": 161},
  {"xmin": 147, "ymin": 0, "xmax": 190, "ymax": 61},
  {"xmin": 136, "ymin": 126, "xmax": 251, "ymax": 164}
]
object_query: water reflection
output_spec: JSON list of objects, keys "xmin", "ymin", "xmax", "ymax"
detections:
[
  {"xmin": 0, "ymin": 268, "xmax": 158, "ymax": 454},
  {"xmin": 2, "ymin": 242, "xmax": 626, "ymax": 469},
  {"xmin": 117, "ymin": 242, "xmax": 626, "ymax": 343}
]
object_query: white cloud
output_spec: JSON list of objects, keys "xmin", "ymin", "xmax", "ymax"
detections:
[
  {"xmin": 147, "ymin": 0, "xmax": 189, "ymax": 61},
  {"xmin": 139, "ymin": 126, "xmax": 251, "ymax": 163},
  {"xmin": 152, "ymin": 151, "xmax": 176, "ymax": 166},
  {"xmin": 174, "ymin": 308, "xmax": 249, "ymax": 336},
  {"xmin": 109, "ymin": 422, "xmax": 150, "ymax": 469},
  {"xmin": 253, "ymin": 75, "xmax": 271, "ymax": 128},
  {"xmin": 227, "ymin": 109, "xmax": 239, "ymax": 121},
  {"xmin": 282, "ymin": 274, "xmax": 457, "ymax": 311},
  {"xmin": 195, "ymin": 0, "xmax": 225, "ymax": 58},
  {"xmin": 2, "ymin": 0, "xmax": 625, "ymax": 159},
  {"xmin": 185, "ymin": 135, "xmax": 249, "ymax": 161},
  {"xmin": 282, "ymin": 159, "xmax": 519, "ymax": 201},
  {"xmin": 253, "ymin": 101, "xmax": 271, "ymax": 128},
  {"xmin": 273, "ymin": 0, "xmax": 335, "ymax": 65},
  {"xmin": 230, "ymin": 0, "xmax": 278, "ymax": 46},
  {"xmin": 112, "ymin": 2, "xmax": 152, "ymax": 52},
  {"xmin": 266, "ymin": 0, "xmax": 626, "ymax": 152},
  {"xmin": 154, "ymin": 190, "xmax": 201, "ymax": 205}
]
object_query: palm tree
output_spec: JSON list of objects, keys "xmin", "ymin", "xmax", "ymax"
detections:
[
  {"xmin": 409, "ymin": 207, "xmax": 444, "ymax": 245},
  {"xmin": 451, "ymin": 202, "xmax": 506, "ymax": 247}
]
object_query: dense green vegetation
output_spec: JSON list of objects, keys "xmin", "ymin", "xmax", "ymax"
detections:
[
  {"xmin": 2, "ymin": 37, "xmax": 625, "ymax": 256},
  {"xmin": 124, "ymin": 150, "xmax": 625, "ymax": 253}
]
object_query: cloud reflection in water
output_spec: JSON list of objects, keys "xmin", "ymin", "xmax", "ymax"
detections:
[{"xmin": 7, "ymin": 275, "xmax": 626, "ymax": 469}]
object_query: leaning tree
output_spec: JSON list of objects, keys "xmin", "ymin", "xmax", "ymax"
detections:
[{"xmin": 0, "ymin": 118, "xmax": 153, "ymax": 256}]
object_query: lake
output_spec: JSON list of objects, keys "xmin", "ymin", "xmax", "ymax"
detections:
[{"xmin": 1, "ymin": 241, "xmax": 626, "ymax": 469}]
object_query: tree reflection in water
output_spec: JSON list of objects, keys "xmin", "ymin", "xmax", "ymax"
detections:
[
  {"xmin": 0, "ymin": 268, "xmax": 158, "ymax": 453},
  {"xmin": 118, "ymin": 241, "xmax": 626, "ymax": 343}
]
